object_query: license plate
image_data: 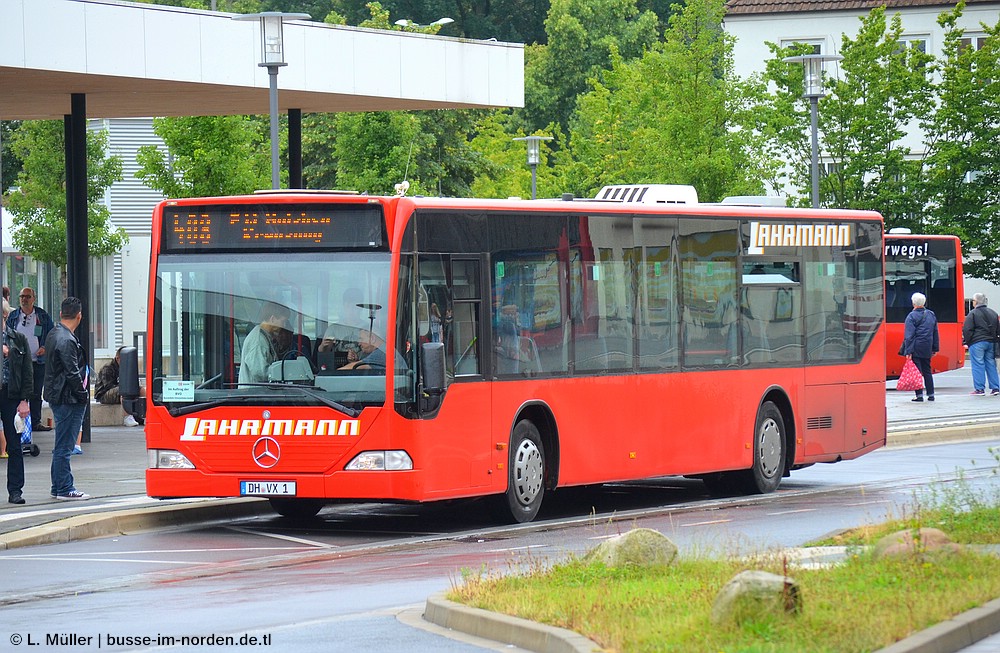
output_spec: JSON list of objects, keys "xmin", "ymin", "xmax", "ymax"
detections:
[{"xmin": 240, "ymin": 480, "xmax": 296, "ymax": 496}]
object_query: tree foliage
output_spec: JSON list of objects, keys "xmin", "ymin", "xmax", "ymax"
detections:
[
  {"xmin": 919, "ymin": 3, "xmax": 1000, "ymax": 282},
  {"xmin": 762, "ymin": 8, "xmax": 933, "ymax": 216},
  {"xmin": 565, "ymin": 0, "xmax": 776, "ymax": 200},
  {"xmin": 1, "ymin": 121, "xmax": 23, "ymax": 195},
  {"xmin": 468, "ymin": 113, "xmax": 566, "ymax": 199},
  {"xmin": 3, "ymin": 121, "xmax": 127, "ymax": 266},
  {"xmin": 136, "ymin": 116, "xmax": 271, "ymax": 197},
  {"xmin": 523, "ymin": 0, "xmax": 660, "ymax": 133}
]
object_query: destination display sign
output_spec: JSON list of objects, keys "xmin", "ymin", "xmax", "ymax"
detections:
[{"xmin": 161, "ymin": 203, "xmax": 385, "ymax": 251}]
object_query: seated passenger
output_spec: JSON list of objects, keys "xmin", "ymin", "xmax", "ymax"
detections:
[{"xmin": 339, "ymin": 329, "xmax": 408, "ymax": 371}]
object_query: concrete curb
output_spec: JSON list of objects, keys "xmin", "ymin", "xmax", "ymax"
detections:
[
  {"xmin": 426, "ymin": 591, "xmax": 1000, "ymax": 653},
  {"xmin": 424, "ymin": 592, "xmax": 603, "ymax": 653},
  {"xmin": 887, "ymin": 423, "xmax": 1000, "ymax": 449},
  {"xmin": 875, "ymin": 597, "xmax": 1000, "ymax": 653},
  {"xmin": 0, "ymin": 498, "xmax": 270, "ymax": 551}
]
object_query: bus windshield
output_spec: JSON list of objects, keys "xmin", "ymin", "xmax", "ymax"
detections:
[{"xmin": 151, "ymin": 252, "xmax": 408, "ymax": 413}]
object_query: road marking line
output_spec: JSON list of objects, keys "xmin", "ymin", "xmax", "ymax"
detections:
[
  {"xmin": 681, "ymin": 519, "xmax": 731, "ymax": 527},
  {"xmin": 766, "ymin": 508, "xmax": 817, "ymax": 516},
  {"xmin": 3, "ymin": 546, "xmax": 307, "ymax": 558},
  {"xmin": 487, "ymin": 544, "xmax": 549, "ymax": 553},
  {"xmin": 225, "ymin": 525, "xmax": 334, "ymax": 548}
]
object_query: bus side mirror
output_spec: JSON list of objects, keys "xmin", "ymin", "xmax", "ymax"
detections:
[
  {"xmin": 420, "ymin": 342, "xmax": 446, "ymax": 412},
  {"xmin": 119, "ymin": 346, "xmax": 145, "ymax": 421}
]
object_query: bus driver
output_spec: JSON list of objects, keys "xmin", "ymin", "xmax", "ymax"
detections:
[{"xmin": 339, "ymin": 329, "xmax": 407, "ymax": 371}]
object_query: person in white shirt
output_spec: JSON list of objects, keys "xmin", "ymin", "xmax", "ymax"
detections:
[{"xmin": 5, "ymin": 288, "xmax": 54, "ymax": 432}]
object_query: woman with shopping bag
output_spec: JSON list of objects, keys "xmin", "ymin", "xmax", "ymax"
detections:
[{"xmin": 900, "ymin": 292, "xmax": 940, "ymax": 402}]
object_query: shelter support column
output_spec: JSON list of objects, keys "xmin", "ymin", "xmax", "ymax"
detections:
[
  {"xmin": 65, "ymin": 93, "xmax": 91, "ymax": 443},
  {"xmin": 289, "ymin": 108, "xmax": 302, "ymax": 189}
]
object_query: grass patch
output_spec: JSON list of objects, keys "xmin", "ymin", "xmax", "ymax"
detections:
[
  {"xmin": 815, "ymin": 502, "xmax": 1000, "ymax": 547},
  {"xmin": 451, "ymin": 547, "xmax": 1000, "ymax": 653},
  {"xmin": 814, "ymin": 447, "xmax": 1000, "ymax": 547},
  {"xmin": 450, "ymin": 448, "xmax": 1000, "ymax": 652}
]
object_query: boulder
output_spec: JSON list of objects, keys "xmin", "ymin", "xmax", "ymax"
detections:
[
  {"xmin": 584, "ymin": 528, "xmax": 678, "ymax": 568},
  {"xmin": 711, "ymin": 570, "xmax": 801, "ymax": 625},
  {"xmin": 873, "ymin": 527, "xmax": 963, "ymax": 559}
]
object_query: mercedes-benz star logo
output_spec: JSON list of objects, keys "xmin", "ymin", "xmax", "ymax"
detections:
[{"xmin": 252, "ymin": 437, "xmax": 280, "ymax": 469}]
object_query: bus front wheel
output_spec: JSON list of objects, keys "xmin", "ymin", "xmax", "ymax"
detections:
[
  {"xmin": 269, "ymin": 498, "xmax": 325, "ymax": 520},
  {"xmin": 740, "ymin": 401, "xmax": 785, "ymax": 494},
  {"xmin": 491, "ymin": 420, "xmax": 546, "ymax": 523}
]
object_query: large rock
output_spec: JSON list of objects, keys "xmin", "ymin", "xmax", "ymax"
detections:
[
  {"xmin": 584, "ymin": 528, "xmax": 678, "ymax": 568},
  {"xmin": 873, "ymin": 527, "xmax": 962, "ymax": 559},
  {"xmin": 711, "ymin": 570, "xmax": 801, "ymax": 625}
]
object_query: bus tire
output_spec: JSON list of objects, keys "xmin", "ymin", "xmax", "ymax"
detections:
[
  {"xmin": 740, "ymin": 401, "xmax": 785, "ymax": 494},
  {"xmin": 269, "ymin": 498, "xmax": 325, "ymax": 520},
  {"xmin": 491, "ymin": 420, "xmax": 546, "ymax": 524}
]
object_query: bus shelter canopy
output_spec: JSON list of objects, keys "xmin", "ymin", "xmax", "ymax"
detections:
[{"xmin": 0, "ymin": 0, "xmax": 524, "ymax": 120}]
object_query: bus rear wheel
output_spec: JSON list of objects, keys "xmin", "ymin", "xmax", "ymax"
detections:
[
  {"xmin": 269, "ymin": 498, "xmax": 325, "ymax": 520},
  {"xmin": 491, "ymin": 419, "xmax": 546, "ymax": 523},
  {"xmin": 739, "ymin": 401, "xmax": 785, "ymax": 494}
]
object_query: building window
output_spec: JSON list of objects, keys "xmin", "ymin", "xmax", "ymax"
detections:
[
  {"xmin": 960, "ymin": 35, "xmax": 988, "ymax": 52},
  {"xmin": 781, "ymin": 40, "xmax": 823, "ymax": 55},
  {"xmin": 897, "ymin": 36, "xmax": 928, "ymax": 54}
]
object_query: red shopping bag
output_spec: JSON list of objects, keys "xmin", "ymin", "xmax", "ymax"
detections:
[{"xmin": 896, "ymin": 358, "xmax": 925, "ymax": 391}]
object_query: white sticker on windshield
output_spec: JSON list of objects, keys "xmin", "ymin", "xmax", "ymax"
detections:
[{"xmin": 163, "ymin": 380, "xmax": 195, "ymax": 401}]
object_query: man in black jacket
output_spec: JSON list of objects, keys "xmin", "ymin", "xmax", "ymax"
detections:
[
  {"xmin": 2, "ymin": 303, "xmax": 34, "ymax": 504},
  {"xmin": 961, "ymin": 292, "xmax": 1000, "ymax": 396},
  {"xmin": 43, "ymin": 297, "xmax": 91, "ymax": 500}
]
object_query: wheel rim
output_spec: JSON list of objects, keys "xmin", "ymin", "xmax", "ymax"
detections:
[
  {"xmin": 512, "ymin": 438, "xmax": 543, "ymax": 507},
  {"xmin": 758, "ymin": 417, "xmax": 782, "ymax": 479}
]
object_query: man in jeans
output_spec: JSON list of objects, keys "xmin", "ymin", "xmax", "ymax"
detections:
[
  {"xmin": 961, "ymin": 292, "xmax": 1000, "ymax": 396},
  {"xmin": 43, "ymin": 297, "xmax": 91, "ymax": 500}
]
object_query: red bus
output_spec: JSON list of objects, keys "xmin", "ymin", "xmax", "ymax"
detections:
[
  {"xmin": 884, "ymin": 231, "xmax": 964, "ymax": 378},
  {"xmin": 128, "ymin": 189, "xmax": 886, "ymax": 522}
]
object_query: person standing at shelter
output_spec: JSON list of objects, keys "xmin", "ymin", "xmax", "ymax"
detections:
[
  {"xmin": 901, "ymin": 292, "xmax": 939, "ymax": 402},
  {"xmin": 962, "ymin": 292, "xmax": 1000, "ymax": 396},
  {"xmin": 2, "ymin": 300, "xmax": 34, "ymax": 504},
  {"xmin": 43, "ymin": 297, "xmax": 91, "ymax": 500},
  {"xmin": 6, "ymin": 287, "xmax": 55, "ymax": 432}
]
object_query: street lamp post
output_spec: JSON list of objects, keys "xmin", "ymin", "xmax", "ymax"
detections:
[
  {"xmin": 513, "ymin": 135, "xmax": 553, "ymax": 199},
  {"xmin": 235, "ymin": 12, "xmax": 310, "ymax": 189},
  {"xmin": 394, "ymin": 17, "xmax": 454, "ymax": 31},
  {"xmin": 783, "ymin": 54, "xmax": 842, "ymax": 208}
]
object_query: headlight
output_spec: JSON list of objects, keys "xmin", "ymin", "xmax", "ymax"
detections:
[
  {"xmin": 345, "ymin": 450, "xmax": 413, "ymax": 471},
  {"xmin": 148, "ymin": 449, "xmax": 195, "ymax": 469}
]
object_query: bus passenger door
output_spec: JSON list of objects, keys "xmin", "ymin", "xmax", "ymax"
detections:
[{"xmin": 414, "ymin": 255, "xmax": 492, "ymax": 490}]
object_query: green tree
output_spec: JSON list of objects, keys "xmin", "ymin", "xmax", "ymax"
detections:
[
  {"xmin": 330, "ymin": 111, "xmax": 429, "ymax": 194},
  {"xmin": 523, "ymin": 0, "xmax": 660, "ymax": 133},
  {"xmin": 763, "ymin": 8, "xmax": 933, "ymax": 216},
  {"xmin": 136, "ymin": 115, "xmax": 272, "ymax": 197},
  {"xmin": 564, "ymin": 0, "xmax": 777, "ymax": 200},
  {"xmin": 469, "ymin": 112, "xmax": 566, "ymax": 198},
  {"xmin": 3, "ymin": 121, "xmax": 126, "ymax": 266},
  {"xmin": 1, "ymin": 121, "xmax": 22, "ymax": 195},
  {"xmin": 919, "ymin": 4, "xmax": 1000, "ymax": 282}
]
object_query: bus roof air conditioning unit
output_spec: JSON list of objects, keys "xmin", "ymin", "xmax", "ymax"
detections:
[{"xmin": 595, "ymin": 184, "xmax": 699, "ymax": 205}]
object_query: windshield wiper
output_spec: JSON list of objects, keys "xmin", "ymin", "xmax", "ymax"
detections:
[
  {"xmin": 237, "ymin": 382, "xmax": 362, "ymax": 417},
  {"xmin": 169, "ymin": 395, "xmax": 260, "ymax": 417}
]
